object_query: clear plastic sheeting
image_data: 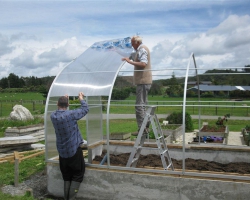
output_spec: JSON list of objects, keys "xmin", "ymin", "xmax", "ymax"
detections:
[
  {"xmin": 49, "ymin": 37, "xmax": 133, "ymax": 97},
  {"xmin": 45, "ymin": 37, "xmax": 133, "ymax": 161}
]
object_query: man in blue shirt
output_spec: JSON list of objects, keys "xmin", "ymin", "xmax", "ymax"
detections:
[{"xmin": 51, "ymin": 92, "xmax": 89, "ymax": 200}]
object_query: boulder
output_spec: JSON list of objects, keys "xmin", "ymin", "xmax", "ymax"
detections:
[{"xmin": 9, "ymin": 105, "xmax": 34, "ymax": 121}]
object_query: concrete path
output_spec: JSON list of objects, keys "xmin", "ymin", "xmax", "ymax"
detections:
[{"xmin": 227, "ymin": 131, "xmax": 246, "ymax": 146}]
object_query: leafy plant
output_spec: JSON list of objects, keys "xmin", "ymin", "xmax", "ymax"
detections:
[
  {"xmin": 216, "ymin": 114, "xmax": 230, "ymax": 126},
  {"xmin": 166, "ymin": 111, "xmax": 194, "ymax": 132},
  {"xmin": 245, "ymin": 125, "xmax": 250, "ymax": 131}
]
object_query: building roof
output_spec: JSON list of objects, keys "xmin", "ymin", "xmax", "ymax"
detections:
[{"xmin": 188, "ymin": 85, "xmax": 250, "ymax": 91}]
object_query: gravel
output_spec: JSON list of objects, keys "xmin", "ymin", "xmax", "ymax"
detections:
[{"xmin": 1, "ymin": 169, "xmax": 63, "ymax": 200}]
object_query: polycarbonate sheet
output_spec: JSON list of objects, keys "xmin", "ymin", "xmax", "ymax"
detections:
[
  {"xmin": 49, "ymin": 37, "xmax": 133, "ymax": 97},
  {"xmin": 86, "ymin": 96, "xmax": 103, "ymax": 145},
  {"xmin": 45, "ymin": 37, "xmax": 133, "ymax": 160},
  {"xmin": 45, "ymin": 97, "xmax": 61, "ymax": 160}
]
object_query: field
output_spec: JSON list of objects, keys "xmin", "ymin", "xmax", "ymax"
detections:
[
  {"xmin": 0, "ymin": 92, "xmax": 46, "ymax": 117},
  {"xmin": 1, "ymin": 93, "xmax": 250, "ymax": 117}
]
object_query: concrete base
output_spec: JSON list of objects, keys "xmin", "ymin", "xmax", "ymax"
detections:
[{"xmin": 47, "ymin": 163, "xmax": 250, "ymax": 200}]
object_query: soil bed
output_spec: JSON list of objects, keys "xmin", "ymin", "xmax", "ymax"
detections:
[
  {"xmin": 94, "ymin": 151, "xmax": 250, "ymax": 174},
  {"xmin": 200, "ymin": 125, "xmax": 226, "ymax": 132}
]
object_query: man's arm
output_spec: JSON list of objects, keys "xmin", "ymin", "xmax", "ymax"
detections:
[
  {"xmin": 122, "ymin": 57, "xmax": 147, "ymax": 68},
  {"xmin": 69, "ymin": 92, "xmax": 89, "ymax": 120}
]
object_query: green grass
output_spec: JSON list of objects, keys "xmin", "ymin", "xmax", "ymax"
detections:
[
  {"xmin": 77, "ymin": 118, "xmax": 247, "ymax": 137},
  {"xmin": 0, "ymin": 117, "xmax": 44, "ymax": 138},
  {"xmin": 0, "ymin": 154, "xmax": 46, "ymax": 200},
  {"xmin": 109, "ymin": 96, "xmax": 250, "ymax": 116},
  {"xmin": 0, "ymin": 92, "xmax": 46, "ymax": 117},
  {"xmin": 0, "ymin": 193, "xmax": 34, "ymax": 200},
  {"xmin": 192, "ymin": 119, "xmax": 246, "ymax": 132},
  {"xmin": 0, "ymin": 92, "xmax": 45, "ymax": 101}
]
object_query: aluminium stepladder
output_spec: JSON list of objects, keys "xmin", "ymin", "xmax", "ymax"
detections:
[{"xmin": 126, "ymin": 106, "xmax": 174, "ymax": 171}]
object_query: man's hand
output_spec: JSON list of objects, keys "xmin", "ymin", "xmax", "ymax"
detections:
[
  {"xmin": 79, "ymin": 92, "xmax": 85, "ymax": 101},
  {"xmin": 122, "ymin": 57, "xmax": 146, "ymax": 68}
]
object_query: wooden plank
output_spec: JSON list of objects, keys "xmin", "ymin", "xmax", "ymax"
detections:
[
  {"xmin": 14, "ymin": 151, "xmax": 19, "ymax": 187},
  {"xmin": 20, "ymin": 150, "xmax": 45, "ymax": 161},
  {"xmin": 0, "ymin": 155, "xmax": 24, "ymax": 161},
  {"xmin": 88, "ymin": 141, "xmax": 106, "ymax": 149},
  {"xmin": 14, "ymin": 151, "xmax": 19, "ymax": 159}
]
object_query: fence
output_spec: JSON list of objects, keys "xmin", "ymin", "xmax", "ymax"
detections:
[
  {"xmin": 0, "ymin": 100, "xmax": 46, "ymax": 117},
  {"xmin": 109, "ymin": 99, "xmax": 250, "ymax": 117},
  {"xmin": 0, "ymin": 99, "xmax": 249, "ymax": 118}
]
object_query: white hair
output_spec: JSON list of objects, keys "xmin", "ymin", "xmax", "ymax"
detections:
[{"xmin": 131, "ymin": 35, "xmax": 142, "ymax": 44}]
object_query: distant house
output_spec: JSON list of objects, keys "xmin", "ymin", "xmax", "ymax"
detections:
[{"xmin": 187, "ymin": 85, "xmax": 250, "ymax": 96}]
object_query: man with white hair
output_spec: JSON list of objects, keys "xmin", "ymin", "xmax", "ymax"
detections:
[{"xmin": 122, "ymin": 35, "xmax": 152, "ymax": 136}]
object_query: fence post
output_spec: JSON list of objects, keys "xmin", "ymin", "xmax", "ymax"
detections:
[
  {"xmin": 14, "ymin": 151, "xmax": 19, "ymax": 187},
  {"xmin": 33, "ymin": 101, "xmax": 35, "ymax": 111}
]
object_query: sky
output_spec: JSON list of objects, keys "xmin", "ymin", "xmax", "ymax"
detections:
[{"xmin": 0, "ymin": 0, "xmax": 250, "ymax": 80}]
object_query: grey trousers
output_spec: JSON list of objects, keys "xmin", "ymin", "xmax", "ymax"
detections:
[{"xmin": 135, "ymin": 84, "xmax": 151, "ymax": 129}]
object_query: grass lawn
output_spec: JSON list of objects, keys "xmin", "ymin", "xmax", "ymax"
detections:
[{"xmin": 0, "ymin": 92, "xmax": 45, "ymax": 101}]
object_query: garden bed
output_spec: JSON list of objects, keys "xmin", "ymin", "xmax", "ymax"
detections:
[
  {"xmin": 193, "ymin": 125, "xmax": 229, "ymax": 144},
  {"xmin": 94, "ymin": 151, "xmax": 250, "ymax": 174},
  {"xmin": 242, "ymin": 128, "xmax": 250, "ymax": 146}
]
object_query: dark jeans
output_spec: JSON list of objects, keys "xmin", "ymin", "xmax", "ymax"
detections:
[
  {"xmin": 59, "ymin": 147, "xmax": 85, "ymax": 182},
  {"xmin": 135, "ymin": 84, "xmax": 151, "ymax": 129}
]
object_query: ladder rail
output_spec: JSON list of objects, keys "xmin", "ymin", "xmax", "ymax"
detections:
[{"xmin": 126, "ymin": 106, "xmax": 174, "ymax": 171}]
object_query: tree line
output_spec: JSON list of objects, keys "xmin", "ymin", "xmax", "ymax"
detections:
[
  {"xmin": 0, "ymin": 65, "xmax": 250, "ymax": 99},
  {"xmin": 0, "ymin": 73, "xmax": 55, "ymax": 96}
]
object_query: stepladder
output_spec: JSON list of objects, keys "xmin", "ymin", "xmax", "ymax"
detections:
[{"xmin": 126, "ymin": 106, "xmax": 174, "ymax": 171}]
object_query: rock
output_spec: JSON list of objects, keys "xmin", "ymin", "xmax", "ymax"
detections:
[{"xmin": 9, "ymin": 105, "xmax": 34, "ymax": 121}]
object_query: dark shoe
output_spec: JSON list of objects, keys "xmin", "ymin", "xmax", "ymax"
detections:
[
  {"xmin": 68, "ymin": 181, "xmax": 81, "ymax": 200},
  {"xmin": 64, "ymin": 181, "xmax": 71, "ymax": 200}
]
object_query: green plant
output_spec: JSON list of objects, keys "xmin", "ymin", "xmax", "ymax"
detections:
[
  {"xmin": 166, "ymin": 111, "xmax": 194, "ymax": 132},
  {"xmin": 245, "ymin": 125, "xmax": 250, "ymax": 131},
  {"xmin": 0, "ymin": 117, "xmax": 44, "ymax": 138},
  {"xmin": 216, "ymin": 114, "xmax": 230, "ymax": 126}
]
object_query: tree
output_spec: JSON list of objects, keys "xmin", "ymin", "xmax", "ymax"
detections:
[
  {"xmin": 149, "ymin": 82, "xmax": 162, "ymax": 95},
  {"xmin": 0, "ymin": 77, "xmax": 8, "ymax": 89},
  {"xmin": 8, "ymin": 73, "xmax": 21, "ymax": 88}
]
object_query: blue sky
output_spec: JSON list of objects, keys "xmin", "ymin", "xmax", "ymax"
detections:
[{"xmin": 0, "ymin": 0, "xmax": 250, "ymax": 79}]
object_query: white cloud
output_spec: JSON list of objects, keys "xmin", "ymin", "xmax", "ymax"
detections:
[
  {"xmin": 0, "ymin": 34, "xmax": 14, "ymax": 56},
  {"xmin": 0, "ymin": 36, "xmax": 88, "ymax": 78},
  {"xmin": 0, "ymin": 1, "xmax": 250, "ymax": 80},
  {"xmin": 148, "ymin": 14, "xmax": 250, "ymax": 79}
]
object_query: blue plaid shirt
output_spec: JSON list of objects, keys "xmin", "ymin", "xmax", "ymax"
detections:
[{"xmin": 50, "ymin": 100, "xmax": 89, "ymax": 158}]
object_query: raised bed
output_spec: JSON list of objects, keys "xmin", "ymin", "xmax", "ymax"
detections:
[
  {"xmin": 161, "ymin": 124, "xmax": 183, "ymax": 143},
  {"xmin": 194, "ymin": 125, "xmax": 229, "ymax": 145},
  {"xmin": 242, "ymin": 128, "xmax": 250, "ymax": 146}
]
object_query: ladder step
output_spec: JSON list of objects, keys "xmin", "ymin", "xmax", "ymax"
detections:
[
  {"xmin": 161, "ymin": 149, "xmax": 168, "ymax": 155},
  {"xmin": 167, "ymin": 163, "xmax": 173, "ymax": 169},
  {"xmin": 157, "ymin": 136, "xmax": 163, "ymax": 140},
  {"xmin": 135, "ymin": 146, "xmax": 142, "ymax": 150},
  {"xmin": 131, "ymin": 158, "xmax": 138, "ymax": 164}
]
